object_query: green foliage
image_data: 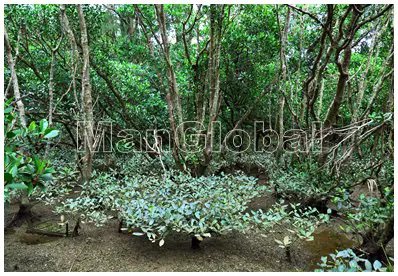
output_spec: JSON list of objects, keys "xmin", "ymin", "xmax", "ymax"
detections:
[
  {"xmin": 269, "ymin": 156, "xmax": 335, "ymax": 200},
  {"xmin": 315, "ymin": 248, "xmax": 391, "ymax": 272},
  {"xmin": 36, "ymin": 165, "xmax": 79, "ymax": 204},
  {"xmin": 54, "ymin": 170, "xmax": 119, "ymax": 225},
  {"xmin": 115, "ymin": 153, "xmax": 175, "ymax": 176},
  {"xmin": 333, "ymin": 187, "xmax": 393, "ymax": 237},
  {"xmin": 54, "ymin": 167, "xmax": 330, "ymax": 248},
  {"xmin": 56, "ymin": 170, "xmax": 268, "ymax": 232},
  {"xmin": 4, "ymin": 100, "xmax": 59, "ymax": 202},
  {"xmin": 270, "ymin": 202, "xmax": 330, "ymax": 260},
  {"xmin": 117, "ymin": 171, "xmax": 269, "ymax": 243}
]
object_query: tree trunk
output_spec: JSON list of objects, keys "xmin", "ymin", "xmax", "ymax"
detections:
[
  {"xmin": 191, "ymin": 236, "xmax": 201, "ymax": 249},
  {"xmin": 324, "ymin": 6, "xmax": 362, "ymax": 128},
  {"xmin": 77, "ymin": 5, "xmax": 95, "ymax": 183},
  {"xmin": 277, "ymin": 7, "xmax": 291, "ymax": 155},
  {"xmin": 60, "ymin": 4, "xmax": 80, "ymax": 111},
  {"xmin": 6, "ymin": 200, "xmax": 37, "ymax": 229},
  {"xmin": 361, "ymin": 46, "xmax": 393, "ymax": 120},
  {"xmin": 316, "ymin": 78, "xmax": 324, "ymax": 119},
  {"xmin": 155, "ymin": 4, "xmax": 186, "ymax": 171},
  {"xmin": 351, "ymin": 21, "xmax": 384, "ymax": 123},
  {"xmin": 48, "ymin": 52, "xmax": 56, "ymax": 127},
  {"xmin": 4, "ymin": 28, "xmax": 27, "ymax": 128},
  {"xmin": 45, "ymin": 36, "xmax": 62, "ymax": 156},
  {"xmin": 202, "ymin": 4, "xmax": 224, "ymax": 172}
]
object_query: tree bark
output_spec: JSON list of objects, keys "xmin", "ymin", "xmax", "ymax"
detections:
[
  {"xmin": 4, "ymin": 27, "xmax": 27, "ymax": 128},
  {"xmin": 77, "ymin": 5, "xmax": 95, "ymax": 183},
  {"xmin": 60, "ymin": 4, "xmax": 80, "ymax": 111},
  {"xmin": 324, "ymin": 5, "xmax": 362, "ymax": 128},
  {"xmin": 154, "ymin": 4, "xmax": 186, "ymax": 171},
  {"xmin": 203, "ymin": 5, "xmax": 225, "ymax": 171},
  {"xmin": 277, "ymin": 7, "xmax": 291, "ymax": 154},
  {"xmin": 360, "ymin": 45, "xmax": 394, "ymax": 120},
  {"xmin": 45, "ymin": 36, "xmax": 63, "ymax": 156}
]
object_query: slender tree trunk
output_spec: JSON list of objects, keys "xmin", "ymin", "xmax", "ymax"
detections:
[
  {"xmin": 60, "ymin": 4, "xmax": 80, "ymax": 112},
  {"xmin": 202, "ymin": 5, "xmax": 224, "ymax": 172},
  {"xmin": 301, "ymin": 5, "xmax": 334, "ymax": 125},
  {"xmin": 45, "ymin": 36, "xmax": 63, "ymax": 156},
  {"xmin": 316, "ymin": 78, "xmax": 324, "ymax": 120},
  {"xmin": 4, "ymin": 28, "xmax": 26, "ymax": 128},
  {"xmin": 361, "ymin": 46, "xmax": 394, "ymax": 120},
  {"xmin": 48, "ymin": 52, "xmax": 56, "ymax": 127},
  {"xmin": 59, "ymin": 4, "xmax": 87, "ymax": 177},
  {"xmin": 135, "ymin": 12, "xmax": 166, "ymax": 94},
  {"xmin": 194, "ymin": 24, "xmax": 206, "ymax": 127},
  {"xmin": 155, "ymin": 4, "xmax": 186, "ymax": 171},
  {"xmin": 324, "ymin": 6, "xmax": 362, "ymax": 128},
  {"xmin": 352, "ymin": 21, "xmax": 386, "ymax": 123},
  {"xmin": 44, "ymin": 51, "xmax": 56, "ymax": 157},
  {"xmin": 5, "ymin": 77, "xmax": 13, "ymax": 100},
  {"xmin": 277, "ymin": 7, "xmax": 291, "ymax": 155},
  {"xmin": 77, "ymin": 5, "xmax": 95, "ymax": 183}
]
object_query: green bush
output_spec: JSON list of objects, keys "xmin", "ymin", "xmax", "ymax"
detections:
[
  {"xmin": 4, "ymin": 99, "xmax": 59, "ymax": 202},
  {"xmin": 269, "ymin": 158, "xmax": 335, "ymax": 200},
  {"xmin": 116, "ymin": 171, "xmax": 269, "ymax": 244},
  {"xmin": 315, "ymin": 248, "xmax": 391, "ymax": 272},
  {"xmin": 55, "ymin": 169, "xmax": 330, "ymax": 248}
]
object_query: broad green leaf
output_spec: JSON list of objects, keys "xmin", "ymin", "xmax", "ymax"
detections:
[
  {"xmin": 40, "ymin": 119, "xmax": 49, "ymax": 132},
  {"xmin": 10, "ymin": 165, "xmax": 18, "ymax": 177},
  {"xmin": 6, "ymin": 131, "xmax": 16, "ymax": 139},
  {"xmin": 44, "ymin": 129, "xmax": 59, "ymax": 139},
  {"xmin": 4, "ymin": 172, "xmax": 13, "ymax": 183},
  {"xmin": 26, "ymin": 182, "xmax": 34, "ymax": 195},
  {"xmin": 373, "ymin": 260, "xmax": 382, "ymax": 270},
  {"xmin": 6, "ymin": 183, "xmax": 28, "ymax": 190},
  {"xmin": 29, "ymin": 121, "xmax": 36, "ymax": 132},
  {"xmin": 364, "ymin": 260, "xmax": 372, "ymax": 271},
  {"xmin": 41, "ymin": 173, "xmax": 53, "ymax": 181}
]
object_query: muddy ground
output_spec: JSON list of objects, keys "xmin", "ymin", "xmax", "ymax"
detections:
[{"xmin": 4, "ymin": 199, "xmax": 393, "ymax": 272}]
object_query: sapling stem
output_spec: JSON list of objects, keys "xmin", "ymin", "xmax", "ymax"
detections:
[
  {"xmin": 191, "ymin": 236, "xmax": 201, "ymax": 249},
  {"xmin": 286, "ymin": 246, "xmax": 292, "ymax": 263}
]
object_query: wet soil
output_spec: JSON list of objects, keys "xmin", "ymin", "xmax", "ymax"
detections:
[{"xmin": 4, "ymin": 201, "xmax": 393, "ymax": 272}]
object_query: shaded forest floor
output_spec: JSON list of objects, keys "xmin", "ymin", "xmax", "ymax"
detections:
[{"xmin": 5, "ymin": 195, "xmax": 393, "ymax": 272}]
